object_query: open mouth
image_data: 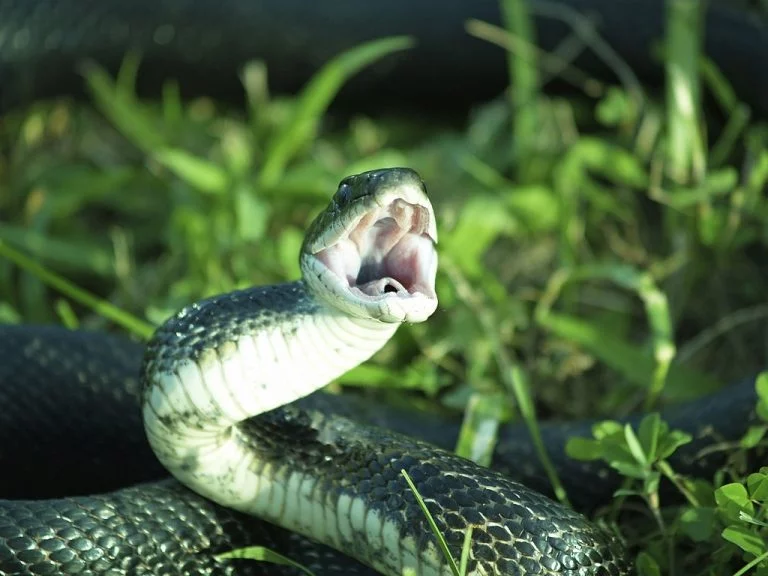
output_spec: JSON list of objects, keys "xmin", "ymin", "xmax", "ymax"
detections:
[{"xmin": 313, "ymin": 198, "xmax": 437, "ymax": 302}]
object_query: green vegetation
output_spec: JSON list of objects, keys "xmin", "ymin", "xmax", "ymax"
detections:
[{"xmin": 1, "ymin": 0, "xmax": 767, "ymax": 574}]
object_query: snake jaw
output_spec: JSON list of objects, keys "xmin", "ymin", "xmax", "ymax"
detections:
[
  {"xmin": 309, "ymin": 201, "xmax": 438, "ymax": 323},
  {"xmin": 303, "ymin": 169, "xmax": 438, "ymax": 323}
]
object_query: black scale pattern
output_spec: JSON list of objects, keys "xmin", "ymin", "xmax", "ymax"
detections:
[
  {"xmin": 0, "ymin": 325, "xmax": 761, "ymax": 574},
  {"xmin": 0, "ymin": 1, "xmax": 765, "ymax": 572},
  {"xmin": 0, "ymin": 0, "xmax": 765, "ymax": 116},
  {"xmin": 241, "ymin": 408, "xmax": 632, "ymax": 575}
]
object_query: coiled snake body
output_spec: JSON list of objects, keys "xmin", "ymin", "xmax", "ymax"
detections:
[
  {"xmin": 0, "ymin": 2, "xmax": 766, "ymax": 575},
  {"xmin": 2, "ymin": 169, "xmax": 638, "ymax": 575},
  {"xmin": 0, "ymin": 167, "xmax": 760, "ymax": 576}
]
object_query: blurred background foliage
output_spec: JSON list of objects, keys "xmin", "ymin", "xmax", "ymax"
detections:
[{"xmin": 1, "ymin": 0, "xmax": 768, "ymax": 574}]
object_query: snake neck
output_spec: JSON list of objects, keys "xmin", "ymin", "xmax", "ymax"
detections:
[{"xmin": 141, "ymin": 280, "xmax": 397, "ymax": 508}]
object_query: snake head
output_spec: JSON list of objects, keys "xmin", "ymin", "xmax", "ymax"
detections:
[{"xmin": 301, "ymin": 167, "xmax": 438, "ymax": 323}]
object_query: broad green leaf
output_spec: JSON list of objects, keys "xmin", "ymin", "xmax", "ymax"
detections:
[
  {"xmin": 337, "ymin": 364, "xmax": 401, "ymax": 387},
  {"xmin": 571, "ymin": 137, "xmax": 649, "ymax": 188},
  {"xmin": 715, "ymin": 483, "xmax": 755, "ymax": 521},
  {"xmin": 688, "ymin": 479, "xmax": 717, "ymax": 507},
  {"xmin": 624, "ymin": 424, "xmax": 649, "ymax": 466},
  {"xmin": 503, "ymin": 185, "xmax": 560, "ymax": 232},
  {"xmin": 636, "ymin": 551, "xmax": 662, "ymax": 576},
  {"xmin": 656, "ymin": 430, "xmax": 692, "ymax": 460},
  {"xmin": 565, "ymin": 437, "xmax": 603, "ymax": 461},
  {"xmin": 758, "ymin": 372, "xmax": 768, "ymax": 402},
  {"xmin": 758, "ymin": 402, "xmax": 768, "ymax": 424},
  {"xmin": 612, "ymin": 461, "xmax": 648, "ymax": 480},
  {"xmin": 596, "ymin": 87, "xmax": 635, "ymax": 127},
  {"xmin": 680, "ymin": 507, "xmax": 717, "ymax": 541},
  {"xmin": 0, "ymin": 302, "xmax": 20, "ymax": 323},
  {"xmin": 757, "ymin": 373, "xmax": 768, "ymax": 423},
  {"xmin": 592, "ymin": 420, "xmax": 624, "ymax": 439},
  {"xmin": 441, "ymin": 195, "xmax": 517, "ymax": 278},
  {"xmin": 597, "ymin": 436, "xmax": 644, "ymax": 471},
  {"xmin": 747, "ymin": 473, "xmax": 768, "ymax": 502},
  {"xmin": 741, "ymin": 426, "xmax": 768, "ymax": 449},
  {"xmin": 721, "ymin": 525, "xmax": 766, "ymax": 557},
  {"xmin": 638, "ymin": 413, "xmax": 663, "ymax": 461}
]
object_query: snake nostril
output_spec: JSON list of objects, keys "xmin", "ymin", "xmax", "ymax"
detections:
[{"xmin": 384, "ymin": 284, "xmax": 398, "ymax": 293}]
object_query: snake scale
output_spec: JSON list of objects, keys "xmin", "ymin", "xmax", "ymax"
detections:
[
  {"xmin": 0, "ymin": 0, "xmax": 767, "ymax": 116},
  {"xmin": 0, "ymin": 1, "xmax": 766, "ymax": 575}
]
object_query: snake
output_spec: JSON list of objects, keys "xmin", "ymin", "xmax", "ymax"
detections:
[
  {"xmin": 0, "ymin": 0, "xmax": 767, "ymax": 116},
  {"xmin": 0, "ymin": 1, "xmax": 766, "ymax": 575},
  {"xmin": 0, "ymin": 168, "xmax": 761, "ymax": 576}
]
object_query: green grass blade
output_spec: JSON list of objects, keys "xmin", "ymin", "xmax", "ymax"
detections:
[
  {"xmin": 500, "ymin": 0, "xmax": 540, "ymax": 177},
  {"xmin": 0, "ymin": 225, "xmax": 115, "ymax": 276},
  {"xmin": 455, "ymin": 393, "xmax": 505, "ymax": 467},
  {"xmin": 215, "ymin": 547, "xmax": 316, "ymax": 576},
  {"xmin": 154, "ymin": 148, "xmax": 230, "ymax": 195},
  {"xmin": 509, "ymin": 365, "xmax": 571, "ymax": 505},
  {"xmin": 401, "ymin": 470, "xmax": 462, "ymax": 576},
  {"xmin": 441, "ymin": 258, "xmax": 571, "ymax": 506},
  {"xmin": 259, "ymin": 36, "xmax": 414, "ymax": 188},
  {"xmin": 459, "ymin": 525, "xmax": 473, "ymax": 576},
  {"xmin": 536, "ymin": 265, "xmax": 677, "ymax": 408},
  {"xmin": 665, "ymin": 0, "xmax": 706, "ymax": 184},
  {"xmin": 0, "ymin": 240, "xmax": 154, "ymax": 339},
  {"xmin": 537, "ymin": 312, "xmax": 721, "ymax": 399},
  {"xmin": 83, "ymin": 56, "xmax": 168, "ymax": 154},
  {"xmin": 732, "ymin": 550, "xmax": 768, "ymax": 576}
]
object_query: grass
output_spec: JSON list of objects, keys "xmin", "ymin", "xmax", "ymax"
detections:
[
  {"xmin": 2, "ymin": 1, "xmax": 768, "ymax": 574},
  {"xmin": 401, "ymin": 470, "xmax": 474, "ymax": 576}
]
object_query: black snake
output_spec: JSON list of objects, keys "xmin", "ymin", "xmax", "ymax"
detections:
[{"xmin": 1, "ymin": 2, "xmax": 766, "ymax": 575}]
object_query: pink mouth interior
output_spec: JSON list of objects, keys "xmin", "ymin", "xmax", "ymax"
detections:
[{"xmin": 314, "ymin": 199, "xmax": 436, "ymax": 300}]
